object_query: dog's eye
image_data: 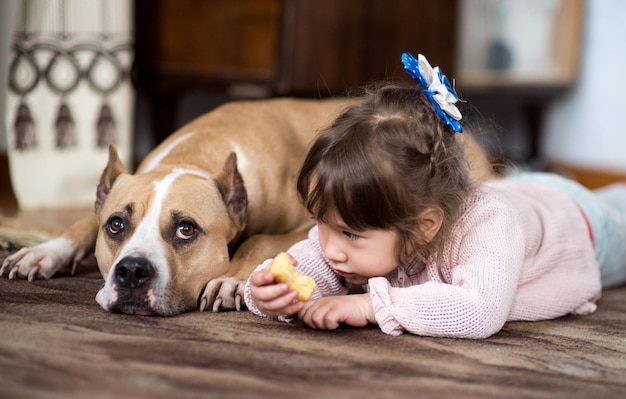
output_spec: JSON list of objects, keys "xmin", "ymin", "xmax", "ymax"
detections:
[
  {"xmin": 176, "ymin": 221, "xmax": 196, "ymax": 239},
  {"xmin": 107, "ymin": 217, "xmax": 125, "ymax": 235}
]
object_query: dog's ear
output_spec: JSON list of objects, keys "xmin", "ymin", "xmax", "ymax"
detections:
[
  {"xmin": 95, "ymin": 145, "xmax": 128, "ymax": 213},
  {"xmin": 214, "ymin": 152, "xmax": 248, "ymax": 231}
]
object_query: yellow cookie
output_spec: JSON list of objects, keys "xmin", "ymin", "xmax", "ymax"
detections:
[{"xmin": 269, "ymin": 252, "xmax": 316, "ymax": 301}]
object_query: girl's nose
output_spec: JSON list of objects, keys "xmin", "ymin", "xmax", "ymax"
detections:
[{"xmin": 322, "ymin": 236, "xmax": 347, "ymax": 264}]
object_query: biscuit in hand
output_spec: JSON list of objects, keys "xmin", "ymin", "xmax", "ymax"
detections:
[{"xmin": 269, "ymin": 252, "xmax": 316, "ymax": 301}]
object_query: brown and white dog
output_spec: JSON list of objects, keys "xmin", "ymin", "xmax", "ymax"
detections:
[{"xmin": 0, "ymin": 97, "xmax": 495, "ymax": 316}]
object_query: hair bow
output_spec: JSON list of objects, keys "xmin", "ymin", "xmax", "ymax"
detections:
[{"xmin": 401, "ymin": 52, "xmax": 462, "ymax": 133}]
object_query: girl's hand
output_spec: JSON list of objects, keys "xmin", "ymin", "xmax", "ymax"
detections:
[
  {"xmin": 247, "ymin": 268, "xmax": 305, "ymax": 318},
  {"xmin": 297, "ymin": 293, "xmax": 376, "ymax": 330}
]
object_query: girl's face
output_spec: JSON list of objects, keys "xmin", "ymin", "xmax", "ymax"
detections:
[{"xmin": 317, "ymin": 212, "xmax": 399, "ymax": 285}]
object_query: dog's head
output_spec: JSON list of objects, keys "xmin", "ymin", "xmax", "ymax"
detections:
[{"xmin": 93, "ymin": 146, "xmax": 247, "ymax": 315}]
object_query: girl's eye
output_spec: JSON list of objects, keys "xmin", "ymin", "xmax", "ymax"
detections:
[
  {"xmin": 343, "ymin": 231, "xmax": 359, "ymax": 241},
  {"xmin": 176, "ymin": 221, "xmax": 196, "ymax": 239}
]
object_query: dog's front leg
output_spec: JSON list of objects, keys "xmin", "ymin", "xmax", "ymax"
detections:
[
  {"xmin": 0, "ymin": 216, "xmax": 97, "ymax": 281},
  {"xmin": 199, "ymin": 276, "xmax": 245, "ymax": 312},
  {"xmin": 198, "ymin": 239, "xmax": 259, "ymax": 312},
  {"xmin": 199, "ymin": 230, "xmax": 310, "ymax": 312}
]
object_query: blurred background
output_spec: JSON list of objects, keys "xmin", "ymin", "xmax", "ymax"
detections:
[{"xmin": 1, "ymin": 0, "xmax": 625, "ymax": 210}]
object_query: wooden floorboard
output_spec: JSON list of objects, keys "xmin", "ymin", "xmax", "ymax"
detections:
[{"xmin": 0, "ymin": 256, "xmax": 625, "ymax": 398}]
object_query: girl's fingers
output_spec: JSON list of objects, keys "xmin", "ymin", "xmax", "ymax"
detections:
[
  {"xmin": 298, "ymin": 301, "xmax": 323, "ymax": 328},
  {"xmin": 249, "ymin": 269, "xmax": 275, "ymax": 287},
  {"xmin": 263, "ymin": 288, "xmax": 299, "ymax": 309},
  {"xmin": 249, "ymin": 268, "xmax": 306, "ymax": 316},
  {"xmin": 256, "ymin": 288, "xmax": 303, "ymax": 316},
  {"xmin": 298, "ymin": 299, "xmax": 340, "ymax": 330},
  {"xmin": 253, "ymin": 282, "xmax": 291, "ymax": 302},
  {"xmin": 279, "ymin": 299, "xmax": 306, "ymax": 316}
]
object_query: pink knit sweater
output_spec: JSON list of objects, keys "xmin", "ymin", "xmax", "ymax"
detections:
[{"xmin": 244, "ymin": 180, "xmax": 601, "ymax": 339}]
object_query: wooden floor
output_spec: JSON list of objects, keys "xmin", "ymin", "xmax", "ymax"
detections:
[
  {"xmin": 1, "ymin": 265, "xmax": 625, "ymax": 399},
  {"xmin": 1, "ymin": 159, "xmax": 626, "ymax": 398}
]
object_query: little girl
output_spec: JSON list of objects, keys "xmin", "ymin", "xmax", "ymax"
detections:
[{"xmin": 244, "ymin": 53, "xmax": 626, "ymax": 338}]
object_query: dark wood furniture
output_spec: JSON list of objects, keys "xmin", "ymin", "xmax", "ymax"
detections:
[
  {"xmin": 133, "ymin": 0, "xmax": 458, "ymax": 145},
  {"xmin": 132, "ymin": 0, "xmax": 584, "ymax": 163}
]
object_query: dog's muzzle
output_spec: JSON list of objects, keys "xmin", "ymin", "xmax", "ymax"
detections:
[
  {"xmin": 115, "ymin": 256, "xmax": 155, "ymax": 289},
  {"xmin": 110, "ymin": 256, "xmax": 157, "ymax": 315}
]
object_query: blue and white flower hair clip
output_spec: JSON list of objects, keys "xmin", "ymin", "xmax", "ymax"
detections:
[{"xmin": 401, "ymin": 52, "xmax": 463, "ymax": 133}]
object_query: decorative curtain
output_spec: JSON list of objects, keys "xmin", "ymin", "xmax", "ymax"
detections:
[{"xmin": 6, "ymin": 0, "xmax": 134, "ymax": 209}]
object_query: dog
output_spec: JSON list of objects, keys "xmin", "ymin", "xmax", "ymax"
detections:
[{"xmin": 1, "ymin": 97, "xmax": 496, "ymax": 316}]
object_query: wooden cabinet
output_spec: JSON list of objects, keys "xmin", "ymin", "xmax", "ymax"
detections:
[
  {"xmin": 133, "ymin": 0, "xmax": 584, "ymax": 163},
  {"xmin": 133, "ymin": 0, "xmax": 458, "ymax": 143},
  {"xmin": 275, "ymin": 0, "xmax": 457, "ymax": 94},
  {"xmin": 135, "ymin": 0, "xmax": 457, "ymax": 94},
  {"xmin": 135, "ymin": 0, "xmax": 282, "ymax": 91}
]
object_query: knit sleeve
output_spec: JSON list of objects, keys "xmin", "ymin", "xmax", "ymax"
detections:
[
  {"xmin": 244, "ymin": 226, "xmax": 348, "ymax": 318},
  {"xmin": 369, "ymin": 196, "xmax": 527, "ymax": 338}
]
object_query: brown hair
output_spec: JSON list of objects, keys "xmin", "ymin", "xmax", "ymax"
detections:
[{"xmin": 297, "ymin": 83, "xmax": 473, "ymax": 269}]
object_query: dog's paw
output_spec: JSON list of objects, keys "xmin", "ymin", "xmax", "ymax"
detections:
[
  {"xmin": 199, "ymin": 277, "xmax": 246, "ymax": 312},
  {"xmin": 0, "ymin": 238, "xmax": 75, "ymax": 281}
]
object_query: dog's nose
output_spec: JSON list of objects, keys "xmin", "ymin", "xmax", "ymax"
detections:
[{"xmin": 114, "ymin": 257, "xmax": 155, "ymax": 289}]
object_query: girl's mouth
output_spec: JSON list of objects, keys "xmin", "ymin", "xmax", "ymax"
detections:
[{"xmin": 334, "ymin": 270, "xmax": 354, "ymax": 279}]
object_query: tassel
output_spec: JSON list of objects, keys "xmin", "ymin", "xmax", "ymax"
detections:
[
  {"xmin": 96, "ymin": 103, "xmax": 116, "ymax": 148},
  {"xmin": 55, "ymin": 102, "xmax": 76, "ymax": 149},
  {"xmin": 13, "ymin": 102, "xmax": 37, "ymax": 150}
]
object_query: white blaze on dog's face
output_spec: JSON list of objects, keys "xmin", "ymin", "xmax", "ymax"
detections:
[{"xmin": 94, "ymin": 168, "xmax": 240, "ymax": 315}]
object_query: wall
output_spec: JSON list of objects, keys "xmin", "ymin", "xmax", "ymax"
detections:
[
  {"xmin": 4, "ymin": 0, "xmax": 134, "ymax": 210},
  {"xmin": 542, "ymin": 0, "xmax": 626, "ymax": 171},
  {"xmin": 0, "ymin": 0, "xmax": 18, "ymax": 153}
]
